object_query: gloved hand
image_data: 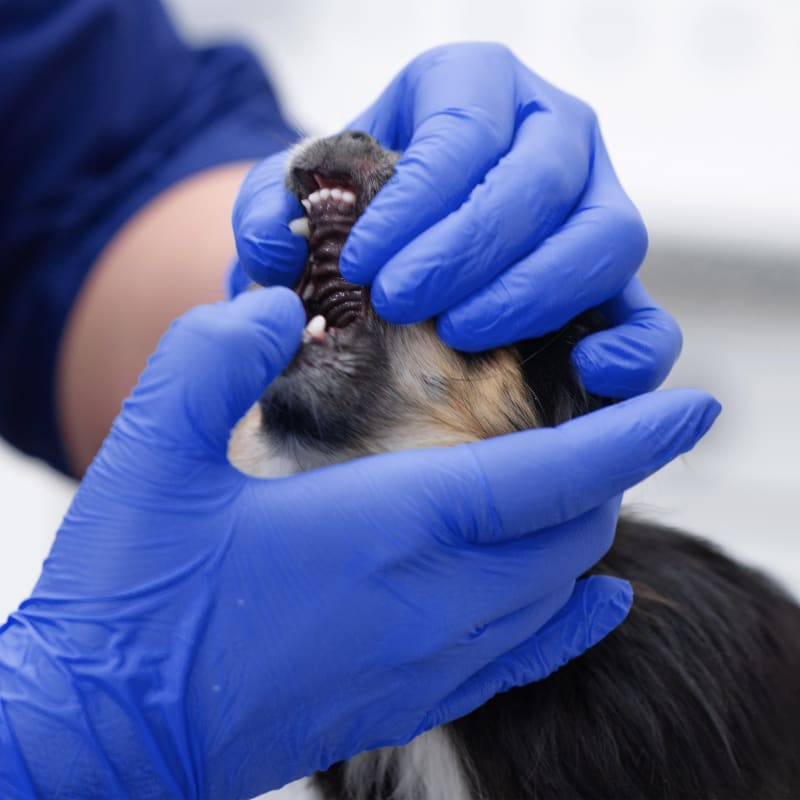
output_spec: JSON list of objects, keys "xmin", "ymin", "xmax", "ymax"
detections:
[
  {"xmin": 0, "ymin": 288, "xmax": 718, "ymax": 799},
  {"xmin": 232, "ymin": 42, "xmax": 681, "ymax": 399}
]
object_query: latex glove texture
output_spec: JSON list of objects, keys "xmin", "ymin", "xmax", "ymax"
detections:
[
  {"xmin": 0, "ymin": 289, "xmax": 718, "ymax": 799},
  {"xmin": 232, "ymin": 42, "xmax": 682, "ymax": 398}
]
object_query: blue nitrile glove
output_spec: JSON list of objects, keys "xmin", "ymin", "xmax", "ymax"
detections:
[
  {"xmin": 0, "ymin": 288, "xmax": 718, "ymax": 799},
  {"xmin": 232, "ymin": 42, "xmax": 682, "ymax": 399}
]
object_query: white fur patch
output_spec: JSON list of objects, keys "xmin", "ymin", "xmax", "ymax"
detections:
[
  {"xmin": 343, "ymin": 727, "xmax": 473, "ymax": 800},
  {"xmin": 258, "ymin": 777, "xmax": 321, "ymax": 800}
]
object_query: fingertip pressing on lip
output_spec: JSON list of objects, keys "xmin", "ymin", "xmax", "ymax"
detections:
[
  {"xmin": 339, "ymin": 207, "xmax": 392, "ymax": 286},
  {"xmin": 235, "ymin": 199, "xmax": 308, "ymax": 288},
  {"xmin": 435, "ymin": 276, "xmax": 526, "ymax": 352},
  {"xmin": 232, "ymin": 285, "xmax": 306, "ymax": 346},
  {"xmin": 233, "ymin": 155, "xmax": 308, "ymax": 287},
  {"xmin": 368, "ymin": 280, "xmax": 393, "ymax": 320},
  {"xmin": 340, "ymin": 97, "xmax": 516, "ymax": 288},
  {"xmin": 369, "ymin": 267, "xmax": 431, "ymax": 325}
]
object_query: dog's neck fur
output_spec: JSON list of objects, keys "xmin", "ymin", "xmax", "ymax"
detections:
[
  {"xmin": 228, "ymin": 321, "xmax": 539, "ymax": 478},
  {"xmin": 341, "ymin": 728, "xmax": 472, "ymax": 800}
]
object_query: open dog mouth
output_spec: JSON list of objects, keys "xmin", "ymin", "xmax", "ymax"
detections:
[
  {"xmin": 288, "ymin": 171, "xmax": 370, "ymax": 345},
  {"xmin": 284, "ymin": 131, "xmax": 399, "ymax": 347}
]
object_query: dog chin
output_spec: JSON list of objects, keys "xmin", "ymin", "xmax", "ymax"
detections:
[
  {"xmin": 258, "ymin": 319, "xmax": 392, "ymax": 454},
  {"xmin": 228, "ymin": 313, "xmax": 538, "ymax": 479}
]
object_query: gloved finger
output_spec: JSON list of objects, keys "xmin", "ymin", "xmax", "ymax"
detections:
[
  {"xmin": 572, "ymin": 277, "xmax": 683, "ymax": 397},
  {"xmin": 116, "ymin": 288, "xmax": 304, "ymax": 459},
  {"xmin": 437, "ymin": 134, "xmax": 647, "ymax": 351},
  {"xmin": 384, "ymin": 502, "xmax": 615, "ymax": 667},
  {"xmin": 0, "ymin": 710, "xmax": 38, "ymax": 796},
  {"xmin": 232, "ymin": 151, "xmax": 307, "ymax": 287},
  {"xmin": 226, "ymin": 258, "xmax": 252, "ymax": 299},
  {"xmin": 340, "ymin": 45, "xmax": 519, "ymax": 285},
  {"xmin": 346, "ymin": 42, "xmax": 521, "ymax": 150},
  {"xmin": 369, "ymin": 109, "xmax": 591, "ymax": 323},
  {"xmin": 416, "ymin": 575, "xmax": 632, "ymax": 734},
  {"xmin": 420, "ymin": 502, "xmax": 619, "ymax": 654},
  {"xmin": 455, "ymin": 389, "xmax": 720, "ymax": 545},
  {"xmin": 459, "ymin": 580, "xmax": 577, "ymax": 664},
  {"xmin": 452, "ymin": 500, "xmax": 621, "ymax": 625}
]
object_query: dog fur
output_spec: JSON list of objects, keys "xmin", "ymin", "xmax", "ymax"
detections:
[{"xmin": 230, "ymin": 132, "xmax": 800, "ymax": 800}]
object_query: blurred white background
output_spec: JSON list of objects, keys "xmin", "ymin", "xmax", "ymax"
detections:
[{"xmin": 2, "ymin": 0, "xmax": 798, "ymax": 629}]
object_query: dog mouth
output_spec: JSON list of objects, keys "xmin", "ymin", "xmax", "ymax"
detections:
[{"xmin": 289, "ymin": 172, "xmax": 370, "ymax": 345}]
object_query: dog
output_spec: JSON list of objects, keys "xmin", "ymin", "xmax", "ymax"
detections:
[{"xmin": 229, "ymin": 132, "xmax": 800, "ymax": 800}]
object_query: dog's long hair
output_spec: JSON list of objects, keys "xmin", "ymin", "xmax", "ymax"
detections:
[{"xmin": 230, "ymin": 133, "xmax": 800, "ymax": 800}]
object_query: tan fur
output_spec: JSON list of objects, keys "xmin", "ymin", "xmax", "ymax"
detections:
[
  {"xmin": 228, "ymin": 320, "xmax": 537, "ymax": 478},
  {"xmin": 383, "ymin": 322, "xmax": 537, "ymax": 444},
  {"xmin": 227, "ymin": 131, "xmax": 540, "ymax": 479}
]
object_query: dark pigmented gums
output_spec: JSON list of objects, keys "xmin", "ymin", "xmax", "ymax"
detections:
[{"xmin": 297, "ymin": 199, "xmax": 367, "ymax": 330}]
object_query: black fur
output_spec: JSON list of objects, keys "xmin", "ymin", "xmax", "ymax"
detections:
[
  {"xmin": 315, "ymin": 314, "xmax": 800, "ymax": 800},
  {"xmin": 281, "ymin": 132, "xmax": 800, "ymax": 799},
  {"xmin": 442, "ymin": 518, "xmax": 800, "ymax": 800},
  {"xmin": 259, "ymin": 317, "xmax": 393, "ymax": 453}
]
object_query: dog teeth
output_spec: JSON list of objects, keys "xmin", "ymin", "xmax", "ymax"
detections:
[
  {"xmin": 288, "ymin": 216, "xmax": 310, "ymax": 238},
  {"xmin": 301, "ymin": 281, "xmax": 316, "ymax": 301},
  {"xmin": 304, "ymin": 187, "xmax": 356, "ymax": 206},
  {"xmin": 302, "ymin": 314, "xmax": 327, "ymax": 344}
]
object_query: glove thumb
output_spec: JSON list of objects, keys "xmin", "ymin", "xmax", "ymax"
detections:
[
  {"xmin": 109, "ymin": 287, "xmax": 304, "ymax": 463},
  {"xmin": 232, "ymin": 151, "xmax": 307, "ymax": 287}
]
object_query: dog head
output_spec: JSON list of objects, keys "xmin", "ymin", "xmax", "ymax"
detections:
[{"xmin": 229, "ymin": 132, "xmax": 604, "ymax": 477}]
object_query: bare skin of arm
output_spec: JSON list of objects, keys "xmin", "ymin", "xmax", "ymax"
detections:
[{"xmin": 56, "ymin": 162, "xmax": 254, "ymax": 476}]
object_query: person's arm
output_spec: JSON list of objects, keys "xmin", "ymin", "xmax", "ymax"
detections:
[
  {"xmin": 0, "ymin": 1, "xmax": 295, "ymax": 475},
  {"xmin": 56, "ymin": 161, "xmax": 252, "ymax": 475}
]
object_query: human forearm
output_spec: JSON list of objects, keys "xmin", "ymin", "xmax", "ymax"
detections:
[
  {"xmin": 56, "ymin": 161, "xmax": 254, "ymax": 476},
  {"xmin": 0, "ymin": 1, "xmax": 293, "ymax": 472}
]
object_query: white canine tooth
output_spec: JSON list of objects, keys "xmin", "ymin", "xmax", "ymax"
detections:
[
  {"xmin": 301, "ymin": 282, "xmax": 315, "ymax": 301},
  {"xmin": 341, "ymin": 190, "xmax": 356, "ymax": 204},
  {"xmin": 308, "ymin": 191, "xmax": 321, "ymax": 204},
  {"xmin": 330, "ymin": 187, "xmax": 343, "ymax": 200},
  {"xmin": 304, "ymin": 314, "xmax": 327, "ymax": 342},
  {"xmin": 301, "ymin": 198, "xmax": 311, "ymax": 212},
  {"xmin": 319, "ymin": 188, "xmax": 331, "ymax": 200},
  {"xmin": 307, "ymin": 314, "xmax": 326, "ymax": 335},
  {"xmin": 288, "ymin": 216, "xmax": 310, "ymax": 239}
]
